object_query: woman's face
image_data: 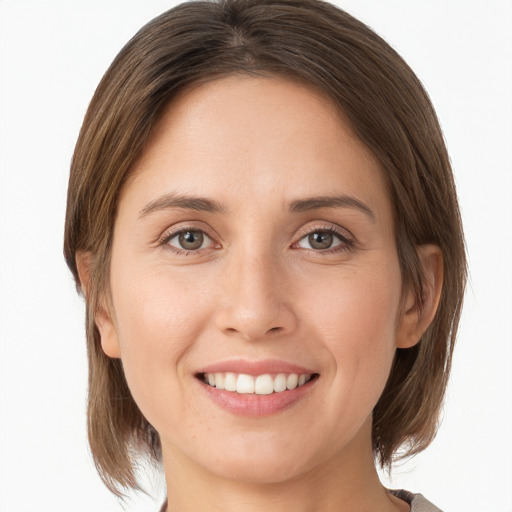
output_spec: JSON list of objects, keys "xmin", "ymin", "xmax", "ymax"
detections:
[{"xmin": 99, "ymin": 76, "xmax": 414, "ymax": 483}]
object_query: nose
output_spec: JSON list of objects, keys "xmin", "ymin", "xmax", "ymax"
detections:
[{"xmin": 214, "ymin": 246, "xmax": 298, "ymax": 342}]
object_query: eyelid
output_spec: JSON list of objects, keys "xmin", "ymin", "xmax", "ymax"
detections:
[
  {"xmin": 293, "ymin": 223, "xmax": 355, "ymax": 245},
  {"xmin": 158, "ymin": 223, "xmax": 220, "ymax": 251},
  {"xmin": 290, "ymin": 224, "xmax": 357, "ymax": 256},
  {"xmin": 156, "ymin": 221, "xmax": 355, "ymax": 255}
]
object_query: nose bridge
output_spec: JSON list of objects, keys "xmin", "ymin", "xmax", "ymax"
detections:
[
  {"xmin": 238, "ymin": 243, "xmax": 277, "ymax": 306},
  {"xmin": 215, "ymin": 237, "xmax": 295, "ymax": 341}
]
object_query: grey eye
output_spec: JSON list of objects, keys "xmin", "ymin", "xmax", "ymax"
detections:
[
  {"xmin": 297, "ymin": 231, "xmax": 343, "ymax": 250},
  {"xmin": 168, "ymin": 230, "xmax": 210, "ymax": 251}
]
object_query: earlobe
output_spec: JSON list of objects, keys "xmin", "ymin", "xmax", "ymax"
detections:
[
  {"xmin": 95, "ymin": 306, "xmax": 122, "ymax": 359},
  {"xmin": 396, "ymin": 244, "xmax": 443, "ymax": 349},
  {"xmin": 75, "ymin": 251, "xmax": 122, "ymax": 359}
]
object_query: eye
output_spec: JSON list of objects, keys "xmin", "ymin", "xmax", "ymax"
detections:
[
  {"xmin": 165, "ymin": 229, "xmax": 214, "ymax": 252},
  {"xmin": 296, "ymin": 228, "xmax": 351, "ymax": 252}
]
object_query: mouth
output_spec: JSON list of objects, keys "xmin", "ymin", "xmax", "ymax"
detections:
[
  {"xmin": 194, "ymin": 359, "xmax": 320, "ymax": 416},
  {"xmin": 197, "ymin": 372, "xmax": 319, "ymax": 395}
]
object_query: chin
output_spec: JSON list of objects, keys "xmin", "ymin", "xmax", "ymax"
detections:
[
  {"xmin": 194, "ymin": 432, "xmax": 321, "ymax": 485},
  {"xmin": 211, "ymin": 456, "xmax": 307, "ymax": 485}
]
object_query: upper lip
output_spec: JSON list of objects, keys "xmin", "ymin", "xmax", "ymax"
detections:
[{"xmin": 196, "ymin": 358, "xmax": 317, "ymax": 376}]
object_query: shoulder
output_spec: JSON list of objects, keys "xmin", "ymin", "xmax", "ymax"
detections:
[{"xmin": 390, "ymin": 489, "xmax": 444, "ymax": 512}]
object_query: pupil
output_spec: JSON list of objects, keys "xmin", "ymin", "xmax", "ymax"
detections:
[
  {"xmin": 179, "ymin": 231, "xmax": 203, "ymax": 250},
  {"xmin": 309, "ymin": 232, "xmax": 333, "ymax": 250}
]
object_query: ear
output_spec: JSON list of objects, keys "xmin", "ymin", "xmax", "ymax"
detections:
[
  {"xmin": 75, "ymin": 251, "xmax": 121, "ymax": 359},
  {"xmin": 396, "ymin": 244, "xmax": 443, "ymax": 349}
]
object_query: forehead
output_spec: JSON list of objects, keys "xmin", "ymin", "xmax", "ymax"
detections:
[{"xmin": 123, "ymin": 75, "xmax": 391, "ymax": 222}]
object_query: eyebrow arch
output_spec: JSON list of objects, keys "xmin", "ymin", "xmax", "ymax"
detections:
[
  {"xmin": 289, "ymin": 195, "xmax": 376, "ymax": 221},
  {"xmin": 139, "ymin": 192, "xmax": 226, "ymax": 218}
]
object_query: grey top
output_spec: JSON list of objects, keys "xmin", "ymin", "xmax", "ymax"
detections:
[
  {"xmin": 160, "ymin": 490, "xmax": 442, "ymax": 511},
  {"xmin": 390, "ymin": 489, "xmax": 443, "ymax": 512}
]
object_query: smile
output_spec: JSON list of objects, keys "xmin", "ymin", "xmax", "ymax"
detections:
[
  {"xmin": 201, "ymin": 372, "xmax": 315, "ymax": 394},
  {"xmin": 195, "ymin": 360, "xmax": 320, "ymax": 416}
]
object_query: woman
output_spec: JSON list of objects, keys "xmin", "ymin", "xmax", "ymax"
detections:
[{"xmin": 64, "ymin": 0, "xmax": 466, "ymax": 510}]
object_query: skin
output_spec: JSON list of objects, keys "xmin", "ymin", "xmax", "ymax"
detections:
[{"xmin": 79, "ymin": 76, "xmax": 442, "ymax": 512}]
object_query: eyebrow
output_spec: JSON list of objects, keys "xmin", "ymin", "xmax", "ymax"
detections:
[
  {"xmin": 139, "ymin": 192, "xmax": 226, "ymax": 218},
  {"xmin": 289, "ymin": 195, "xmax": 375, "ymax": 221},
  {"xmin": 139, "ymin": 192, "xmax": 375, "ymax": 221}
]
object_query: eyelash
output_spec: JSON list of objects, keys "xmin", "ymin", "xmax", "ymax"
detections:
[
  {"xmin": 294, "ymin": 225, "xmax": 355, "ymax": 254},
  {"xmin": 158, "ymin": 224, "xmax": 355, "ymax": 256},
  {"xmin": 158, "ymin": 226, "xmax": 218, "ymax": 256}
]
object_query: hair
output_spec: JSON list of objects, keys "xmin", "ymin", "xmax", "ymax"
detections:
[{"xmin": 64, "ymin": 0, "xmax": 466, "ymax": 497}]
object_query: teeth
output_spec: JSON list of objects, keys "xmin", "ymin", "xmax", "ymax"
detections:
[
  {"xmin": 274, "ymin": 373, "xmax": 287, "ymax": 393},
  {"xmin": 202, "ymin": 372, "xmax": 313, "ymax": 394},
  {"xmin": 215, "ymin": 373, "xmax": 225, "ymax": 390},
  {"xmin": 224, "ymin": 372, "xmax": 237, "ymax": 392},
  {"xmin": 286, "ymin": 373, "xmax": 298, "ymax": 390},
  {"xmin": 255, "ymin": 374, "xmax": 274, "ymax": 395},
  {"xmin": 237, "ymin": 374, "xmax": 255, "ymax": 394}
]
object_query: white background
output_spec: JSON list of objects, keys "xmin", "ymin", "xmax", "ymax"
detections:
[{"xmin": 0, "ymin": 1, "xmax": 511, "ymax": 511}]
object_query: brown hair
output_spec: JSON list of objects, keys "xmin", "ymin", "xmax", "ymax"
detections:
[{"xmin": 64, "ymin": 0, "xmax": 466, "ymax": 497}]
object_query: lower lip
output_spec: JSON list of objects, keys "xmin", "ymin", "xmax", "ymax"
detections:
[{"xmin": 198, "ymin": 377, "xmax": 318, "ymax": 417}]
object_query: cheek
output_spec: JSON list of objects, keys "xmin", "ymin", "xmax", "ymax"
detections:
[
  {"xmin": 301, "ymin": 263, "xmax": 401, "ymax": 401},
  {"xmin": 305, "ymin": 262, "xmax": 400, "ymax": 336},
  {"xmin": 108, "ymin": 261, "xmax": 213, "ymax": 417},
  {"xmin": 114, "ymin": 271, "xmax": 200, "ymax": 347}
]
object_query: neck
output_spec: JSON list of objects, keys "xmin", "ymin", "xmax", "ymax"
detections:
[{"xmin": 161, "ymin": 420, "xmax": 408, "ymax": 512}]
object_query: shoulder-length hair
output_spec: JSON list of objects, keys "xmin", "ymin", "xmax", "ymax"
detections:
[{"xmin": 64, "ymin": 0, "xmax": 466, "ymax": 496}]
